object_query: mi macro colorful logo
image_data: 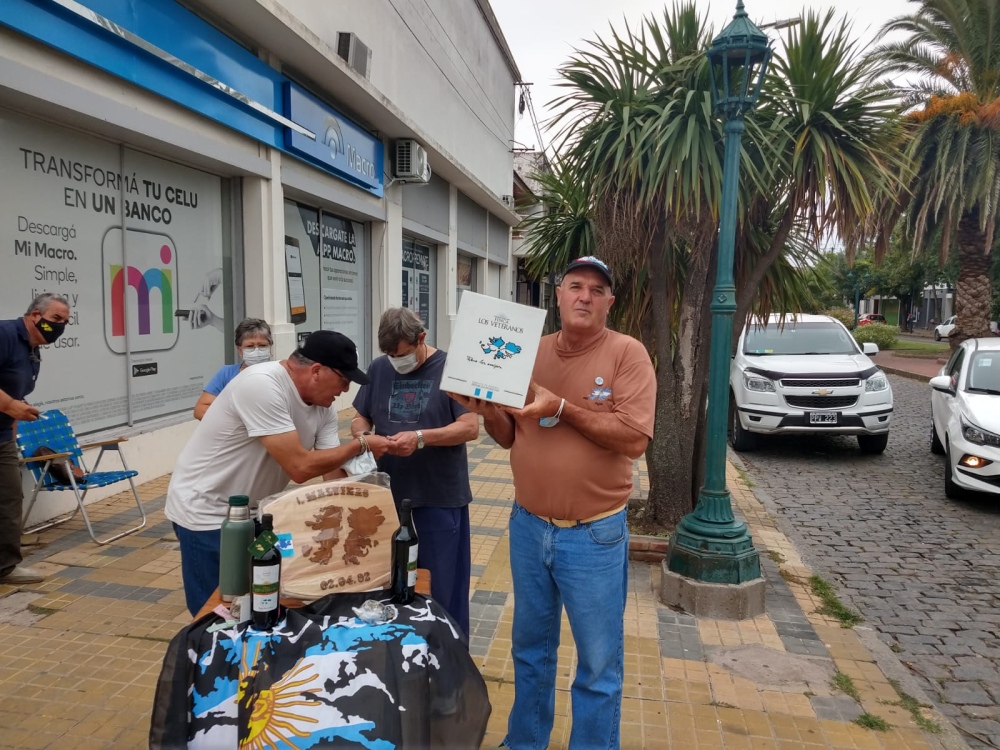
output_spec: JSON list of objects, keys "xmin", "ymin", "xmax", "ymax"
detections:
[
  {"xmin": 109, "ymin": 244, "xmax": 174, "ymax": 336},
  {"xmin": 103, "ymin": 228, "xmax": 179, "ymax": 353}
]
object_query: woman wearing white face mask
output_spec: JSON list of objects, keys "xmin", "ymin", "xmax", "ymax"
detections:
[
  {"xmin": 193, "ymin": 318, "xmax": 273, "ymax": 420},
  {"xmin": 351, "ymin": 308, "xmax": 480, "ymax": 638}
]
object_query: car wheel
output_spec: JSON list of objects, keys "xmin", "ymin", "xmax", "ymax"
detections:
[
  {"xmin": 728, "ymin": 398, "xmax": 757, "ymax": 452},
  {"xmin": 930, "ymin": 423, "xmax": 945, "ymax": 455},
  {"xmin": 934, "ymin": 331, "xmax": 942, "ymax": 341},
  {"xmin": 857, "ymin": 433, "xmax": 889, "ymax": 454},
  {"xmin": 944, "ymin": 444, "xmax": 962, "ymax": 500}
]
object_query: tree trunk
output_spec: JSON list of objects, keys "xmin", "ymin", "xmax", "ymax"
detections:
[
  {"xmin": 733, "ymin": 203, "xmax": 797, "ymax": 340},
  {"xmin": 641, "ymin": 229, "xmax": 715, "ymax": 531},
  {"xmin": 952, "ymin": 211, "xmax": 993, "ymax": 346}
]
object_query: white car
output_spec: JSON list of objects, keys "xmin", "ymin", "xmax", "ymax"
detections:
[
  {"xmin": 930, "ymin": 338, "xmax": 1000, "ymax": 498},
  {"xmin": 934, "ymin": 316, "xmax": 956, "ymax": 341},
  {"xmin": 730, "ymin": 314, "xmax": 894, "ymax": 453}
]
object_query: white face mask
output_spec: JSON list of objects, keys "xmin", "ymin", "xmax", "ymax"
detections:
[
  {"xmin": 388, "ymin": 351, "xmax": 419, "ymax": 374},
  {"xmin": 241, "ymin": 346, "xmax": 271, "ymax": 366}
]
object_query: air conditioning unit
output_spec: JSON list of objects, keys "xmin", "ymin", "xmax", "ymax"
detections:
[
  {"xmin": 337, "ymin": 32, "xmax": 372, "ymax": 80},
  {"xmin": 394, "ymin": 139, "xmax": 432, "ymax": 183}
]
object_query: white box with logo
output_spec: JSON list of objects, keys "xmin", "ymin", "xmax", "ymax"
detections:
[{"xmin": 441, "ymin": 292, "xmax": 547, "ymax": 409}]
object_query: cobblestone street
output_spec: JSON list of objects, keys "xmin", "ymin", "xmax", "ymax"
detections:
[{"xmin": 738, "ymin": 374, "xmax": 1000, "ymax": 749}]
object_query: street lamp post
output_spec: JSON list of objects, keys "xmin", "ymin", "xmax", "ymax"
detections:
[{"xmin": 662, "ymin": 0, "xmax": 771, "ymax": 615}]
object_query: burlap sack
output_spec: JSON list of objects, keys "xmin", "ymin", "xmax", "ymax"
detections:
[{"xmin": 259, "ymin": 473, "xmax": 398, "ymax": 601}]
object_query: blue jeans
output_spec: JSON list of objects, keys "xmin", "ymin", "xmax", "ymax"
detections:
[
  {"xmin": 173, "ymin": 523, "xmax": 221, "ymax": 617},
  {"xmin": 412, "ymin": 505, "xmax": 471, "ymax": 639},
  {"xmin": 503, "ymin": 501, "xmax": 628, "ymax": 750}
]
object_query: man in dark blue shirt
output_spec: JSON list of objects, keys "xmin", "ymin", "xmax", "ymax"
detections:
[
  {"xmin": 0, "ymin": 293, "xmax": 71, "ymax": 584},
  {"xmin": 352, "ymin": 308, "xmax": 478, "ymax": 637}
]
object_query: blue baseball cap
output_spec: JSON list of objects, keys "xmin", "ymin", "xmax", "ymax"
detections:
[{"xmin": 563, "ymin": 256, "xmax": 613, "ymax": 289}]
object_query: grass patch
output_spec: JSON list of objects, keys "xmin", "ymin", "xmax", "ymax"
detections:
[
  {"xmin": 832, "ymin": 671, "xmax": 861, "ymax": 702},
  {"xmin": 854, "ymin": 713, "xmax": 891, "ymax": 731},
  {"xmin": 26, "ymin": 604, "xmax": 59, "ymax": 616},
  {"xmin": 810, "ymin": 575, "xmax": 863, "ymax": 628},
  {"xmin": 890, "ymin": 642, "xmax": 903, "ymax": 653},
  {"xmin": 711, "ymin": 701, "xmax": 737, "ymax": 709},
  {"xmin": 890, "ymin": 340, "xmax": 949, "ymax": 359},
  {"xmin": 780, "ymin": 569, "xmax": 805, "ymax": 586},
  {"xmin": 890, "ymin": 349, "xmax": 947, "ymax": 360},
  {"xmin": 767, "ymin": 549, "xmax": 785, "ymax": 565},
  {"xmin": 887, "ymin": 678, "xmax": 942, "ymax": 734},
  {"xmin": 735, "ymin": 467, "xmax": 755, "ymax": 488},
  {"xmin": 892, "ymin": 340, "xmax": 948, "ymax": 353}
]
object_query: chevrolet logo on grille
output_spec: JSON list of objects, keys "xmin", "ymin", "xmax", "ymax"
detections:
[{"xmin": 812, "ymin": 388, "xmax": 833, "ymax": 396}]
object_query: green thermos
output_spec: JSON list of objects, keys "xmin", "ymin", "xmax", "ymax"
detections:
[{"xmin": 219, "ymin": 495, "xmax": 254, "ymax": 601}]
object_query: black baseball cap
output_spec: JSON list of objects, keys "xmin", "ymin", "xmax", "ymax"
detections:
[
  {"xmin": 563, "ymin": 256, "xmax": 613, "ymax": 289},
  {"xmin": 298, "ymin": 330, "xmax": 370, "ymax": 385}
]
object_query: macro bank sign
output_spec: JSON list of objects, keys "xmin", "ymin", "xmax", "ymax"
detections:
[{"xmin": 284, "ymin": 82, "xmax": 384, "ymax": 198}]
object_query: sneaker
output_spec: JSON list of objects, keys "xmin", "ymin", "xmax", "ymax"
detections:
[{"xmin": 0, "ymin": 565, "xmax": 45, "ymax": 584}]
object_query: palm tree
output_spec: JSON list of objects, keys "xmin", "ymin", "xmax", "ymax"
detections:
[
  {"xmin": 875, "ymin": 0, "xmax": 1000, "ymax": 343},
  {"xmin": 735, "ymin": 11, "xmax": 902, "ymax": 326},
  {"xmin": 521, "ymin": 4, "xmax": 902, "ymax": 529}
]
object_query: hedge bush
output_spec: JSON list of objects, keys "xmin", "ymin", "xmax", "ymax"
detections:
[
  {"xmin": 824, "ymin": 307, "xmax": 857, "ymax": 331},
  {"xmin": 852, "ymin": 322, "xmax": 898, "ymax": 351}
]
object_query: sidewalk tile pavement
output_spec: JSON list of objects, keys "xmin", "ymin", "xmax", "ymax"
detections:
[{"xmin": 0, "ymin": 405, "xmax": 961, "ymax": 749}]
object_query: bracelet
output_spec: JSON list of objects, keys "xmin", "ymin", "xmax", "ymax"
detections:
[{"xmin": 356, "ymin": 435, "xmax": 369, "ymax": 455}]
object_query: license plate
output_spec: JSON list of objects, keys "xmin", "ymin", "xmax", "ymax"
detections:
[{"xmin": 809, "ymin": 411, "xmax": 838, "ymax": 425}]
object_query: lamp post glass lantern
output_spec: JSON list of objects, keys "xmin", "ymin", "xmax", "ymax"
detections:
[{"xmin": 666, "ymin": 0, "xmax": 771, "ymax": 586}]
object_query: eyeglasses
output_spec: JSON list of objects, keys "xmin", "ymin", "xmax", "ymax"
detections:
[
  {"xmin": 329, "ymin": 368, "xmax": 351, "ymax": 389},
  {"xmin": 28, "ymin": 350, "xmax": 40, "ymax": 365}
]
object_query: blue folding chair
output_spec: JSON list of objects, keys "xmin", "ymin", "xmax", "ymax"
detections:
[{"xmin": 16, "ymin": 410, "xmax": 147, "ymax": 545}]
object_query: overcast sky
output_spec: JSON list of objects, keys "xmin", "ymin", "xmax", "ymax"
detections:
[{"xmin": 492, "ymin": 0, "xmax": 917, "ymax": 151}]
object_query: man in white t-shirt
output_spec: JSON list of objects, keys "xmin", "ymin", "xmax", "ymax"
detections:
[{"xmin": 166, "ymin": 330, "xmax": 389, "ymax": 615}]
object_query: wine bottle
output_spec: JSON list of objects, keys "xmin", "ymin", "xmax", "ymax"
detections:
[
  {"xmin": 219, "ymin": 495, "xmax": 254, "ymax": 602},
  {"xmin": 390, "ymin": 498, "xmax": 419, "ymax": 604},
  {"xmin": 250, "ymin": 514, "xmax": 281, "ymax": 629}
]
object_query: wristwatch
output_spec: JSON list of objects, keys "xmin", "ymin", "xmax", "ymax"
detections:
[{"xmin": 415, "ymin": 430, "xmax": 425, "ymax": 450}]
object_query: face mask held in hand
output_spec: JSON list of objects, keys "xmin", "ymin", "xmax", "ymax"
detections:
[
  {"xmin": 241, "ymin": 346, "xmax": 271, "ymax": 366},
  {"xmin": 35, "ymin": 318, "xmax": 65, "ymax": 344}
]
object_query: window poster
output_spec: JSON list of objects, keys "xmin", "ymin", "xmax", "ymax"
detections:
[
  {"xmin": 0, "ymin": 109, "xmax": 225, "ymax": 433},
  {"xmin": 402, "ymin": 239, "xmax": 436, "ymax": 344},
  {"xmin": 283, "ymin": 200, "xmax": 369, "ymax": 364}
]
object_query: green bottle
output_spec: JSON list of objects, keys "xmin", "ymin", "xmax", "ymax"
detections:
[{"xmin": 219, "ymin": 495, "xmax": 254, "ymax": 601}]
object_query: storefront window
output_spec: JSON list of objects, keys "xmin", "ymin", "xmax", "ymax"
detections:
[
  {"xmin": 457, "ymin": 254, "xmax": 476, "ymax": 307},
  {"xmin": 402, "ymin": 238, "xmax": 437, "ymax": 344},
  {"xmin": 0, "ymin": 109, "xmax": 228, "ymax": 433},
  {"xmin": 283, "ymin": 200, "xmax": 370, "ymax": 365}
]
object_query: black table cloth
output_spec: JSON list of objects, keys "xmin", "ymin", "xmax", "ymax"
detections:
[{"xmin": 150, "ymin": 593, "xmax": 491, "ymax": 749}]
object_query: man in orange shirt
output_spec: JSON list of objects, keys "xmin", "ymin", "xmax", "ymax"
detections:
[{"xmin": 451, "ymin": 256, "xmax": 656, "ymax": 749}]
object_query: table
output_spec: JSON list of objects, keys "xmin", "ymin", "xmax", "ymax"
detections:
[
  {"xmin": 151, "ymin": 576, "xmax": 488, "ymax": 749},
  {"xmin": 193, "ymin": 569, "xmax": 432, "ymax": 620}
]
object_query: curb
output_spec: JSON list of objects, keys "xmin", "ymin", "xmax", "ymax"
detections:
[
  {"xmin": 877, "ymin": 364, "xmax": 934, "ymax": 383},
  {"xmin": 726, "ymin": 448, "xmax": 968, "ymax": 749},
  {"xmin": 629, "ymin": 535, "xmax": 669, "ymax": 563},
  {"xmin": 854, "ymin": 626, "xmax": 971, "ymax": 750}
]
